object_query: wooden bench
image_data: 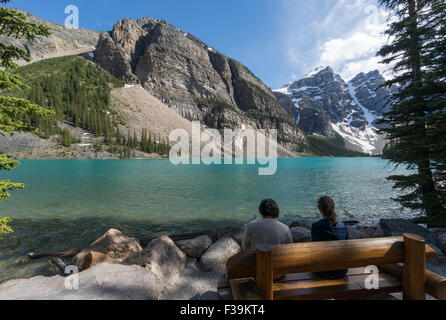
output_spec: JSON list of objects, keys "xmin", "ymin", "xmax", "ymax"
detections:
[{"xmin": 218, "ymin": 234, "xmax": 446, "ymax": 300}]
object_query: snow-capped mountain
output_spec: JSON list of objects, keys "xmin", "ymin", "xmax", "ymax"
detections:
[
  {"xmin": 274, "ymin": 66, "xmax": 394, "ymax": 155},
  {"xmin": 348, "ymin": 70, "xmax": 398, "ymax": 128}
]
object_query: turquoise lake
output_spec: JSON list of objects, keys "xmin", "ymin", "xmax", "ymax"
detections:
[{"xmin": 0, "ymin": 158, "xmax": 415, "ymax": 282}]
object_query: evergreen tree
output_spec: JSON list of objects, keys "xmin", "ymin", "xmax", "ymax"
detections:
[
  {"xmin": 133, "ymin": 131, "xmax": 138, "ymax": 149},
  {"xmin": 377, "ymin": 0, "xmax": 446, "ymax": 225},
  {"xmin": 148, "ymin": 133, "xmax": 153, "ymax": 153},
  {"xmin": 0, "ymin": 1, "xmax": 53, "ymax": 236},
  {"xmin": 425, "ymin": 0, "xmax": 446, "ymax": 216},
  {"xmin": 141, "ymin": 128, "xmax": 147, "ymax": 152},
  {"xmin": 59, "ymin": 129, "xmax": 72, "ymax": 147}
]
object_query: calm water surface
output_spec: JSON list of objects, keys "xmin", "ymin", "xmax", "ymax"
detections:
[{"xmin": 0, "ymin": 158, "xmax": 415, "ymax": 282}]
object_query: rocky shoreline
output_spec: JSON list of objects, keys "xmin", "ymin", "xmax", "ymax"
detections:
[
  {"xmin": 0, "ymin": 131, "xmax": 168, "ymax": 160},
  {"xmin": 1, "ymin": 218, "xmax": 445, "ymax": 300}
]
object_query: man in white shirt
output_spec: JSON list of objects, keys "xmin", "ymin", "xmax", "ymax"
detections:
[{"xmin": 242, "ymin": 199, "xmax": 293, "ymax": 250}]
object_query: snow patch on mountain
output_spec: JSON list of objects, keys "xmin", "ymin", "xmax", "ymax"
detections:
[
  {"xmin": 307, "ymin": 66, "xmax": 329, "ymax": 77},
  {"xmin": 347, "ymin": 82, "xmax": 377, "ymax": 127},
  {"xmin": 331, "ymin": 122, "xmax": 378, "ymax": 155}
]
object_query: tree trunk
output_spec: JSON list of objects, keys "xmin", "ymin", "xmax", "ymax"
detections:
[{"xmin": 409, "ymin": 0, "xmax": 441, "ymax": 220}]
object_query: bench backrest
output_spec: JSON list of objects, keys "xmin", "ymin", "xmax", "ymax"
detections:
[{"xmin": 226, "ymin": 234, "xmax": 437, "ymax": 300}]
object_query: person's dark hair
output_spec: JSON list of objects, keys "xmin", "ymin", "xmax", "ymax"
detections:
[
  {"xmin": 259, "ymin": 199, "xmax": 280, "ymax": 219},
  {"xmin": 318, "ymin": 196, "xmax": 338, "ymax": 225}
]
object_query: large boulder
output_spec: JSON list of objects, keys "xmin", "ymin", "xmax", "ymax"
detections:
[
  {"xmin": 214, "ymin": 216, "xmax": 256, "ymax": 245},
  {"xmin": 429, "ymin": 228, "xmax": 446, "ymax": 235},
  {"xmin": 0, "ymin": 263, "xmax": 160, "ymax": 300},
  {"xmin": 175, "ymin": 235, "xmax": 213, "ymax": 258},
  {"xmin": 290, "ymin": 227, "xmax": 311, "ymax": 243},
  {"xmin": 123, "ymin": 236, "xmax": 186, "ymax": 290},
  {"xmin": 160, "ymin": 258, "xmax": 221, "ymax": 300},
  {"xmin": 289, "ymin": 219, "xmax": 312, "ymax": 230},
  {"xmin": 200, "ymin": 237, "xmax": 241, "ymax": 273},
  {"xmin": 379, "ymin": 219, "xmax": 433, "ymax": 243},
  {"xmin": 73, "ymin": 229, "xmax": 142, "ymax": 271},
  {"xmin": 215, "ymin": 226, "xmax": 245, "ymax": 245},
  {"xmin": 375, "ymin": 224, "xmax": 385, "ymax": 238},
  {"xmin": 75, "ymin": 251, "xmax": 114, "ymax": 271},
  {"xmin": 429, "ymin": 228, "xmax": 446, "ymax": 246},
  {"xmin": 437, "ymin": 233, "xmax": 446, "ymax": 256},
  {"xmin": 427, "ymin": 242, "xmax": 446, "ymax": 278},
  {"xmin": 427, "ymin": 243, "xmax": 446, "ymax": 265},
  {"xmin": 352, "ymin": 226, "xmax": 378, "ymax": 238},
  {"xmin": 347, "ymin": 226, "xmax": 371, "ymax": 240}
]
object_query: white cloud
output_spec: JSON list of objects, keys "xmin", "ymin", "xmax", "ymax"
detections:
[
  {"xmin": 280, "ymin": 0, "xmax": 391, "ymax": 82},
  {"xmin": 340, "ymin": 56, "xmax": 389, "ymax": 80},
  {"xmin": 317, "ymin": 1, "xmax": 390, "ymax": 80},
  {"xmin": 319, "ymin": 32, "xmax": 384, "ymax": 69}
]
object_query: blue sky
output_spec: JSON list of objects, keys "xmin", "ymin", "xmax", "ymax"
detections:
[{"xmin": 7, "ymin": 0, "xmax": 390, "ymax": 88}]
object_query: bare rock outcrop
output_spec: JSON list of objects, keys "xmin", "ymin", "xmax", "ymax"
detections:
[
  {"xmin": 94, "ymin": 18, "xmax": 306, "ymax": 151},
  {"xmin": 0, "ymin": 9, "xmax": 99, "ymax": 64},
  {"xmin": 0, "ymin": 263, "xmax": 161, "ymax": 300},
  {"xmin": 123, "ymin": 236, "xmax": 187, "ymax": 290}
]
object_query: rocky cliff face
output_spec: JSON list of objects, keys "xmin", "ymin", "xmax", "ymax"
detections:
[
  {"xmin": 275, "ymin": 67, "xmax": 394, "ymax": 155},
  {"xmin": 348, "ymin": 70, "xmax": 398, "ymax": 128},
  {"xmin": 94, "ymin": 18, "xmax": 305, "ymax": 151},
  {"xmin": 276, "ymin": 67, "xmax": 367, "ymax": 129},
  {"xmin": 273, "ymin": 91, "xmax": 332, "ymax": 136},
  {"xmin": 0, "ymin": 9, "xmax": 100, "ymax": 63}
]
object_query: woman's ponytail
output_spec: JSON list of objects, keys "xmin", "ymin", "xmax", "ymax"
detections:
[{"xmin": 318, "ymin": 196, "xmax": 338, "ymax": 225}]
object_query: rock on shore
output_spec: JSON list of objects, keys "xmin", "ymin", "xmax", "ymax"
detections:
[
  {"xmin": 200, "ymin": 237, "xmax": 241, "ymax": 272},
  {"xmin": 123, "ymin": 236, "xmax": 187, "ymax": 290},
  {"xmin": 347, "ymin": 226, "xmax": 370, "ymax": 239},
  {"xmin": 437, "ymin": 233, "xmax": 446, "ymax": 255},
  {"xmin": 159, "ymin": 258, "xmax": 222, "ymax": 300},
  {"xmin": 175, "ymin": 235, "xmax": 213, "ymax": 258},
  {"xmin": 290, "ymin": 227, "xmax": 311, "ymax": 243},
  {"xmin": 2, "ymin": 218, "xmax": 446, "ymax": 300},
  {"xmin": 73, "ymin": 228, "xmax": 143, "ymax": 271},
  {"xmin": 379, "ymin": 219, "xmax": 433, "ymax": 242},
  {"xmin": 0, "ymin": 263, "xmax": 160, "ymax": 300}
]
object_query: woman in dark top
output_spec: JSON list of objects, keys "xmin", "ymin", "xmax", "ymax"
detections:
[{"xmin": 311, "ymin": 196, "xmax": 349, "ymax": 279}]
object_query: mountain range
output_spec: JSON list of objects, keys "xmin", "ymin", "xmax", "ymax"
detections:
[
  {"xmin": 274, "ymin": 67, "xmax": 395, "ymax": 155},
  {"xmin": 0, "ymin": 9, "xmax": 394, "ymax": 158}
]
